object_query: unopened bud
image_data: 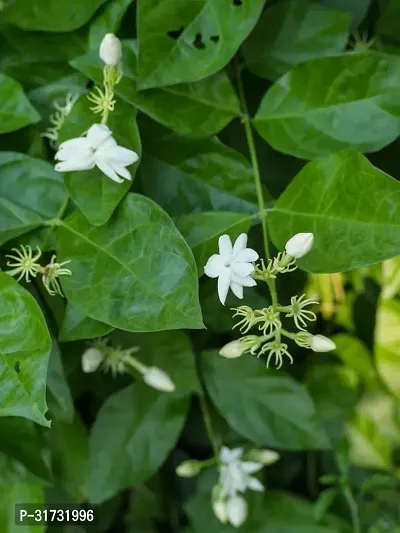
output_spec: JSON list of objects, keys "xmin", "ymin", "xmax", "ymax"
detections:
[
  {"xmin": 219, "ymin": 340, "xmax": 245, "ymax": 359},
  {"xmin": 176, "ymin": 460, "xmax": 202, "ymax": 477},
  {"xmin": 212, "ymin": 499, "xmax": 228, "ymax": 523},
  {"xmin": 310, "ymin": 334, "xmax": 336, "ymax": 352},
  {"xmin": 245, "ymin": 448, "xmax": 280, "ymax": 466},
  {"xmin": 285, "ymin": 232, "xmax": 314, "ymax": 259},
  {"xmin": 143, "ymin": 367, "xmax": 175, "ymax": 392},
  {"xmin": 99, "ymin": 33, "xmax": 122, "ymax": 66},
  {"xmin": 226, "ymin": 495, "xmax": 248, "ymax": 527},
  {"xmin": 82, "ymin": 347, "xmax": 104, "ymax": 373}
]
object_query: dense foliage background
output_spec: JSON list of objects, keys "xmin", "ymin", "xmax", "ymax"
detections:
[{"xmin": 1, "ymin": 0, "xmax": 400, "ymax": 531}]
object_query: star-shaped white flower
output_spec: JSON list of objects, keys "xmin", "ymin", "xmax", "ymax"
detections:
[
  {"xmin": 204, "ymin": 234, "xmax": 258, "ymax": 305},
  {"xmin": 55, "ymin": 123, "xmax": 139, "ymax": 183},
  {"xmin": 219, "ymin": 446, "xmax": 264, "ymax": 498}
]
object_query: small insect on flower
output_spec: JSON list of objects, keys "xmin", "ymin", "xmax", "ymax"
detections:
[
  {"xmin": 5, "ymin": 245, "xmax": 42, "ymax": 283},
  {"xmin": 41, "ymin": 255, "xmax": 72, "ymax": 296},
  {"xmin": 204, "ymin": 233, "xmax": 259, "ymax": 305}
]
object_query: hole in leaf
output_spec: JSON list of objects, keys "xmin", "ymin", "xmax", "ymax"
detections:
[
  {"xmin": 210, "ymin": 35, "xmax": 220, "ymax": 43},
  {"xmin": 167, "ymin": 26, "xmax": 184, "ymax": 39},
  {"xmin": 233, "ymin": 0, "xmax": 242, "ymax": 5},
  {"xmin": 14, "ymin": 361, "xmax": 20, "ymax": 374},
  {"xmin": 193, "ymin": 33, "xmax": 206, "ymax": 49}
]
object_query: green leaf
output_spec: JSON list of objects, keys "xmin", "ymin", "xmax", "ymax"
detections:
[
  {"xmin": 137, "ymin": 0, "xmax": 264, "ymax": 89},
  {"xmin": 242, "ymin": 0, "xmax": 351, "ymax": 81},
  {"xmin": 0, "ymin": 152, "xmax": 67, "ymax": 245},
  {"xmin": 175, "ymin": 211, "xmax": 253, "ymax": 273},
  {"xmin": 333, "ymin": 334, "xmax": 375, "ymax": 380},
  {"xmin": 201, "ymin": 351, "xmax": 328, "ymax": 450},
  {"xmin": 58, "ymin": 96, "xmax": 141, "ymax": 226},
  {"xmin": 140, "ymin": 134, "xmax": 258, "ymax": 217},
  {"xmin": 71, "ymin": 40, "xmax": 241, "ymax": 137},
  {"xmin": 2, "ymin": 0, "xmax": 107, "ymax": 31},
  {"xmin": 59, "ymin": 303, "xmax": 113, "ymax": 342},
  {"xmin": 56, "ymin": 194, "xmax": 204, "ymax": 332},
  {"xmin": 320, "ymin": 0, "xmax": 371, "ymax": 28},
  {"xmin": 375, "ymin": 299, "xmax": 400, "ymax": 400},
  {"xmin": 89, "ymin": 0, "xmax": 133, "ymax": 50},
  {"xmin": 0, "ymin": 74, "xmax": 40, "ymax": 133},
  {"xmin": 88, "ymin": 383, "xmax": 189, "ymax": 503},
  {"xmin": 269, "ymin": 151, "xmax": 400, "ymax": 273},
  {"xmin": 254, "ymin": 52, "xmax": 400, "ymax": 159},
  {"xmin": 112, "ymin": 330, "xmax": 200, "ymax": 395},
  {"xmin": 46, "ymin": 340, "xmax": 74, "ymax": 423},
  {"xmin": 0, "ymin": 273, "xmax": 51, "ymax": 427},
  {"xmin": 348, "ymin": 411, "xmax": 392, "ymax": 470},
  {"xmin": 376, "ymin": 0, "xmax": 400, "ymax": 42}
]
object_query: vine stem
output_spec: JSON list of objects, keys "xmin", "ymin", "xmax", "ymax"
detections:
[
  {"xmin": 343, "ymin": 486, "xmax": 361, "ymax": 533},
  {"xmin": 41, "ymin": 195, "xmax": 69, "ymax": 250},
  {"xmin": 236, "ymin": 65, "xmax": 270, "ymax": 261}
]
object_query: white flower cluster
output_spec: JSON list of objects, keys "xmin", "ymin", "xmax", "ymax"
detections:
[
  {"xmin": 53, "ymin": 34, "xmax": 139, "ymax": 184},
  {"xmin": 205, "ymin": 232, "xmax": 336, "ymax": 367},
  {"xmin": 81, "ymin": 339, "xmax": 175, "ymax": 393},
  {"xmin": 176, "ymin": 446, "xmax": 279, "ymax": 527}
]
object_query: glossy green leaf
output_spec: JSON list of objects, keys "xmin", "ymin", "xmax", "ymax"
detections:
[
  {"xmin": 89, "ymin": 0, "xmax": 133, "ymax": 50},
  {"xmin": 0, "ymin": 152, "xmax": 67, "ymax": 245},
  {"xmin": 375, "ymin": 299, "xmax": 400, "ymax": 400},
  {"xmin": 59, "ymin": 303, "xmax": 113, "ymax": 342},
  {"xmin": 333, "ymin": 334, "xmax": 374, "ymax": 380},
  {"xmin": 321, "ymin": 0, "xmax": 371, "ymax": 27},
  {"xmin": 175, "ymin": 211, "xmax": 253, "ymax": 273},
  {"xmin": 2, "ymin": 0, "xmax": 108, "ymax": 31},
  {"xmin": 254, "ymin": 52, "xmax": 400, "ymax": 159},
  {"xmin": 71, "ymin": 40, "xmax": 241, "ymax": 137},
  {"xmin": 269, "ymin": 151, "xmax": 400, "ymax": 273},
  {"xmin": 137, "ymin": 0, "xmax": 264, "ymax": 89},
  {"xmin": 242, "ymin": 0, "xmax": 351, "ymax": 81},
  {"xmin": 56, "ymin": 194, "xmax": 203, "ymax": 332},
  {"xmin": 348, "ymin": 412, "xmax": 392, "ymax": 470},
  {"xmin": 376, "ymin": 0, "xmax": 400, "ymax": 42},
  {"xmin": 58, "ymin": 97, "xmax": 141, "ymax": 226},
  {"xmin": 201, "ymin": 351, "xmax": 328, "ymax": 450},
  {"xmin": 0, "ymin": 273, "xmax": 51, "ymax": 427},
  {"xmin": 0, "ymin": 74, "xmax": 40, "ymax": 133},
  {"xmin": 46, "ymin": 341, "xmax": 74, "ymax": 423},
  {"xmin": 140, "ymin": 134, "xmax": 258, "ymax": 217},
  {"xmin": 88, "ymin": 383, "xmax": 189, "ymax": 503}
]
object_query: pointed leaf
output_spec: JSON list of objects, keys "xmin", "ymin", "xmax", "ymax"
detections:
[
  {"xmin": 0, "ymin": 74, "xmax": 40, "ymax": 133},
  {"xmin": 59, "ymin": 303, "xmax": 113, "ymax": 342}
]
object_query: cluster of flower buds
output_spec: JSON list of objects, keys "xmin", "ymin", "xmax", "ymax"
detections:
[
  {"xmin": 81, "ymin": 338, "xmax": 176, "ymax": 393},
  {"xmin": 176, "ymin": 446, "xmax": 279, "ymax": 527},
  {"xmin": 205, "ymin": 232, "xmax": 336, "ymax": 368},
  {"xmin": 5, "ymin": 245, "xmax": 71, "ymax": 297}
]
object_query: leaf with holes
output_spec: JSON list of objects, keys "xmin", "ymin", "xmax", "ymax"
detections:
[
  {"xmin": 88, "ymin": 383, "xmax": 189, "ymax": 503},
  {"xmin": 136, "ymin": 0, "xmax": 264, "ymax": 89},
  {"xmin": 71, "ymin": 40, "xmax": 241, "ymax": 137},
  {"xmin": 175, "ymin": 211, "xmax": 253, "ymax": 274},
  {"xmin": 269, "ymin": 151, "xmax": 400, "ymax": 273},
  {"xmin": 0, "ymin": 74, "xmax": 40, "ymax": 133},
  {"xmin": 254, "ymin": 52, "xmax": 400, "ymax": 159},
  {"xmin": 201, "ymin": 351, "xmax": 328, "ymax": 449},
  {"xmin": 140, "ymin": 134, "xmax": 258, "ymax": 216},
  {"xmin": 56, "ymin": 194, "xmax": 203, "ymax": 332},
  {"xmin": 58, "ymin": 96, "xmax": 141, "ymax": 226},
  {"xmin": 242, "ymin": 0, "xmax": 351, "ymax": 81},
  {"xmin": 0, "ymin": 273, "xmax": 51, "ymax": 427},
  {"xmin": 0, "ymin": 152, "xmax": 67, "ymax": 246}
]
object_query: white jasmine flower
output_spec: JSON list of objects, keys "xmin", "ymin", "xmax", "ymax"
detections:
[
  {"xmin": 143, "ymin": 367, "xmax": 176, "ymax": 392},
  {"xmin": 226, "ymin": 495, "xmax": 248, "ymax": 527},
  {"xmin": 219, "ymin": 447, "xmax": 264, "ymax": 497},
  {"xmin": 219, "ymin": 340, "xmax": 246, "ymax": 359},
  {"xmin": 54, "ymin": 123, "xmax": 139, "ymax": 183},
  {"xmin": 99, "ymin": 33, "xmax": 122, "ymax": 66},
  {"xmin": 285, "ymin": 232, "xmax": 314, "ymax": 259},
  {"xmin": 310, "ymin": 334, "xmax": 336, "ymax": 352},
  {"xmin": 204, "ymin": 234, "xmax": 258, "ymax": 305},
  {"xmin": 82, "ymin": 347, "xmax": 105, "ymax": 373}
]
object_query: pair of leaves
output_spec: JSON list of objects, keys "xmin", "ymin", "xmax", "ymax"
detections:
[
  {"xmin": 71, "ymin": 40, "xmax": 241, "ymax": 137},
  {"xmin": 58, "ymin": 96, "xmax": 141, "ymax": 226},
  {"xmin": 0, "ymin": 74, "xmax": 40, "ymax": 133},
  {"xmin": 269, "ymin": 151, "xmax": 400, "ymax": 273},
  {"xmin": 254, "ymin": 52, "xmax": 400, "ymax": 159},
  {"xmin": 56, "ymin": 193, "xmax": 204, "ymax": 332},
  {"xmin": 242, "ymin": 0, "xmax": 351, "ymax": 81},
  {"xmin": 136, "ymin": 0, "xmax": 264, "ymax": 89},
  {"xmin": 0, "ymin": 152, "xmax": 67, "ymax": 246}
]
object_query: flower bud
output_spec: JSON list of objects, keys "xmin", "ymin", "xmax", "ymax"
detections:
[
  {"xmin": 82, "ymin": 347, "xmax": 104, "ymax": 373},
  {"xmin": 212, "ymin": 499, "xmax": 227, "ymax": 524},
  {"xmin": 99, "ymin": 33, "xmax": 122, "ymax": 66},
  {"xmin": 143, "ymin": 367, "xmax": 175, "ymax": 392},
  {"xmin": 226, "ymin": 495, "xmax": 248, "ymax": 527},
  {"xmin": 176, "ymin": 460, "xmax": 202, "ymax": 477},
  {"xmin": 285, "ymin": 232, "xmax": 314, "ymax": 259},
  {"xmin": 219, "ymin": 340, "xmax": 245, "ymax": 359},
  {"xmin": 245, "ymin": 448, "xmax": 280, "ymax": 466},
  {"xmin": 310, "ymin": 334, "xmax": 336, "ymax": 352}
]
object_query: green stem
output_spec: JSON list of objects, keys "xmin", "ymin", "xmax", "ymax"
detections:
[
  {"xmin": 343, "ymin": 486, "xmax": 361, "ymax": 533},
  {"xmin": 199, "ymin": 392, "xmax": 220, "ymax": 459},
  {"xmin": 41, "ymin": 195, "xmax": 69, "ymax": 250},
  {"xmin": 236, "ymin": 66, "xmax": 270, "ymax": 261}
]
